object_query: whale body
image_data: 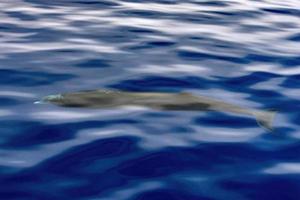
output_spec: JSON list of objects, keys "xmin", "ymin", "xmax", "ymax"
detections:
[{"xmin": 39, "ymin": 89, "xmax": 276, "ymax": 131}]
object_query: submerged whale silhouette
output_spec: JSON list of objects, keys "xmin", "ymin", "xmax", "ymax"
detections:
[{"xmin": 38, "ymin": 89, "xmax": 276, "ymax": 131}]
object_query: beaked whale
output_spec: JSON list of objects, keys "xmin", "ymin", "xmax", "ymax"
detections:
[{"xmin": 37, "ymin": 89, "xmax": 276, "ymax": 131}]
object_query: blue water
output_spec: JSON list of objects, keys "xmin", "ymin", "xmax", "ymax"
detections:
[{"xmin": 0, "ymin": 0, "xmax": 300, "ymax": 199}]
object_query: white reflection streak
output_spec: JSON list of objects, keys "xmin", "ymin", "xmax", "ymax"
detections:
[
  {"xmin": 119, "ymin": 2, "xmax": 205, "ymax": 13},
  {"xmin": 263, "ymin": 163, "xmax": 300, "ymax": 174},
  {"xmin": 189, "ymin": 126, "xmax": 261, "ymax": 143},
  {"xmin": 31, "ymin": 108, "xmax": 147, "ymax": 123},
  {"xmin": 33, "ymin": 111, "xmax": 99, "ymax": 120},
  {"xmin": 128, "ymin": 64, "xmax": 209, "ymax": 75},
  {"xmin": 0, "ymin": 110, "xmax": 13, "ymax": 117},
  {"xmin": 0, "ymin": 91, "xmax": 36, "ymax": 98},
  {"xmin": 246, "ymin": 64, "xmax": 300, "ymax": 75},
  {"xmin": 1, "ymin": 42, "xmax": 121, "ymax": 54}
]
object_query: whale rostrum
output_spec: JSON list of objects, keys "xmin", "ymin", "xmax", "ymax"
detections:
[{"xmin": 39, "ymin": 89, "xmax": 276, "ymax": 131}]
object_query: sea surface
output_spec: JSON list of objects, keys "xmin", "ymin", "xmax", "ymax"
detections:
[{"xmin": 0, "ymin": 0, "xmax": 300, "ymax": 199}]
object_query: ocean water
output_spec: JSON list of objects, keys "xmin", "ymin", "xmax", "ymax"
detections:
[{"xmin": 0, "ymin": 0, "xmax": 300, "ymax": 199}]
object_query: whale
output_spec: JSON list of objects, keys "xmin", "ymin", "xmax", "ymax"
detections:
[{"xmin": 37, "ymin": 89, "xmax": 276, "ymax": 131}]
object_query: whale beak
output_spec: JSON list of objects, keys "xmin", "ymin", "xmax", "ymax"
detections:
[{"xmin": 34, "ymin": 94, "xmax": 63, "ymax": 104}]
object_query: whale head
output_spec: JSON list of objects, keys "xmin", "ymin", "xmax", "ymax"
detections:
[{"xmin": 34, "ymin": 94, "xmax": 64, "ymax": 105}]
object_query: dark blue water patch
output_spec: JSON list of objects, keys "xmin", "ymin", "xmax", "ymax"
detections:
[
  {"xmin": 123, "ymin": 44, "xmax": 155, "ymax": 51},
  {"xmin": 239, "ymin": 90, "xmax": 283, "ymax": 109},
  {"xmin": 218, "ymin": 72, "xmax": 281, "ymax": 87},
  {"xmin": 261, "ymin": 8, "xmax": 300, "ymax": 16},
  {"xmin": 23, "ymin": 29, "xmax": 73, "ymax": 42},
  {"xmin": 267, "ymin": 98, "xmax": 300, "ymax": 114},
  {"xmin": 173, "ymin": 13, "xmax": 229, "ymax": 25},
  {"xmin": 63, "ymin": 176, "xmax": 128, "ymax": 198},
  {"xmin": 141, "ymin": 112, "xmax": 174, "ymax": 118},
  {"xmin": 0, "ymin": 120, "xmax": 40, "ymax": 146},
  {"xmin": 208, "ymin": 10, "xmax": 261, "ymax": 17},
  {"xmin": 0, "ymin": 120, "xmax": 39, "ymax": 133},
  {"xmin": 71, "ymin": 0, "xmax": 119, "ymax": 6},
  {"xmin": 40, "ymin": 12, "xmax": 63, "ymax": 19},
  {"xmin": 24, "ymin": 0, "xmax": 120, "ymax": 8},
  {"xmin": 0, "ymin": 23, "xmax": 33, "ymax": 33},
  {"xmin": 281, "ymin": 144, "xmax": 300, "ymax": 163},
  {"xmin": 66, "ymin": 179, "xmax": 128, "ymax": 198},
  {"xmin": 185, "ymin": 36, "xmax": 247, "ymax": 52},
  {"xmin": 118, "ymin": 143, "xmax": 275, "ymax": 179},
  {"xmin": 0, "ymin": 97, "xmax": 21, "ymax": 106},
  {"xmin": 0, "ymin": 49, "xmax": 88, "ymax": 66},
  {"xmin": 118, "ymin": 151, "xmax": 197, "ymax": 178},
  {"xmin": 273, "ymin": 22, "xmax": 298, "ymax": 29},
  {"xmin": 115, "ymin": 10, "xmax": 166, "ymax": 18},
  {"xmin": 187, "ymin": 36, "xmax": 208, "ymax": 41},
  {"xmin": 87, "ymin": 26, "xmax": 164, "ymax": 44},
  {"xmin": 1, "ymin": 118, "xmax": 139, "ymax": 148},
  {"xmin": 192, "ymin": 0, "xmax": 229, "ymax": 7},
  {"xmin": 40, "ymin": 136, "xmax": 140, "ymax": 173},
  {"xmin": 90, "ymin": 30, "xmax": 138, "ymax": 44},
  {"xmin": 287, "ymin": 33, "xmax": 300, "ymax": 41},
  {"xmin": 1, "ymin": 119, "xmax": 139, "ymax": 149},
  {"xmin": 1, "ymin": 138, "xmax": 140, "ymax": 177},
  {"xmin": 290, "ymin": 113, "xmax": 300, "ymax": 127},
  {"xmin": 246, "ymin": 53, "xmax": 300, "ymax": 67},
  {"xmin": 249, "ymin": 89, "xmax": 283, "ymax": 99},
  {"xmin": 0, "ymin": 190, "xmax": 57, "ymax": 200},
  {"xmin": 193, "ymin": 112, "xmax": 258, "ymax": 129},
  {"xmin": 133, "ymin": 189, "xmax": 213, "ymax": 200},
  {"xmin": 120, "ymin": 0, "xmax": 177, "ymax": 4},
  {"xmin": 54, "ymin": 49, "xmax": 84, "ymax": 54},
  {"xmin": 279, "ymin": 57, "xmax": 300, "ymax": 67},
  {"xmin": 176, "ymin": 50, "xmax": 250, "ymax": 64},
  {"xmin": 2, "ymin": 123, "xmax": 75, "ymax": 149},
  {"xmin": 0, "ymin": 168, "xmax": 61, "ymax": 199},
  {"xmin": 169, "ymin": 126, "xmax": 195, "ymax": 134},
  {"xmin": 5, "ymin": 11, "xmax": 37, "ymax": 21},
  {"xmin": 2, "ymin": 169, "xmax": 43, "ymax": 185},
  {"xmin": 236, "ymin": 24, "xmax": 280, "ymax": 33},
  {"xmin": 4, "ymin": 137, "xmax": 141, "ymax": 199},
  {"xmin": 0, "ymin": 142, "xmax": 292, "ymax": 200},
  {"xmin": 75, "ymin": 59, "xmax": 112, "ymax": 68},
  {"xmin": 220, "ymin": 175, "xmax": 300, "ymax": 200},
  {"xmin": 280, "ymin": 74, "xmax": 300, "ymax": 88},
  {"xmin": 124, "ymin": 26, "xmax": 159, "ymax": 34},
  {"xmin": 204, "ymin": 10, "xmax": 262, "ymax": 20},
  {"xmin": 108, "ymin": 76, "xmax": 213, "ymax": 92},
  {"xmin": 124, "ymin": 40, "xmax": 175, "ymax": 51},
  {"xmin": 244, "ymin": 53, "xmax": 275, "ymax": 63},
  {"xmin": 0, "ymin": 69, "xmax": 75, "ymax": 87},
  {"xmin": 146, "ymin": 41, "xmax": 176, "ymax": 47},
  {"xmin": 259, "ymin": 127, "xmax": 296, "ymax": 140}
]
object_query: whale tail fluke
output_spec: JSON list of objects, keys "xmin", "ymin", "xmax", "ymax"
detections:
[{"xmin": 254, "ymin": 110, "xmax": 277, "ymax": 131}]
